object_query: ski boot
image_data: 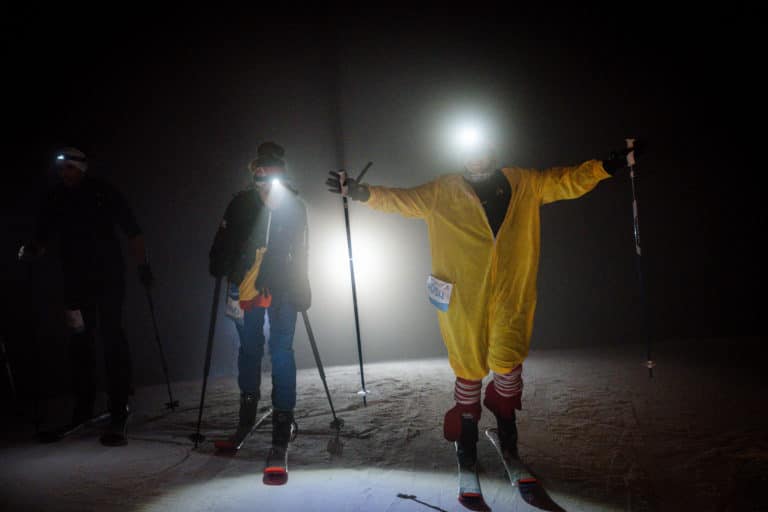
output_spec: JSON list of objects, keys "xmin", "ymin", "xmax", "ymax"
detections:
[
  {"xmin": 100, "ymin": 403, "xmax": 131, "ymax": 447},
  {"xmin": 264, "ymin": 409, "xmax": 297, "ymax": 485},
  {"xmin": 443, "ymin": 402, "xmax": 482, "ymax": 442},
  {"xmin": 271, "ymin": 409, "xmax": 296, "ymax": 448},
  {"xmin": 483, "ymin": 381, "xmax": 520, "ymax": 459},
  {"xmin": 455, "ymin": 413, "xmax": 479, "ymax": 468},
  {"xmin": 495, "ymin": 410, "xmax": 519, "ymax": 459},
  {"xmin": 233, "ymin": 391, "xmax": 259, "ymax": 440}
]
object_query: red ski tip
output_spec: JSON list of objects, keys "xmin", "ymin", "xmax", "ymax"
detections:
[
  {"xmin": 213, "ymin": 440, "xmax": 237, "ymax": 453},
  {"xmin": 458, "ymin": 493, "xmax": 490, "ymax": 511},
  {"xmin": 459, "ymin": 493, "xmax": 491, "ymax": 512},
  {"xmin": 519, "ymin": 477, "xmax": 538, "ymax": 484},
  {"xmin": 263, "ymin": 467, "xmax": 288, "ymax": 486}
]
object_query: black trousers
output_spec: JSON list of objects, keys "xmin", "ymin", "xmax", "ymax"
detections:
[{"xmin": 65, "ymin": 269, "xmax": 131, "ymax": 419}]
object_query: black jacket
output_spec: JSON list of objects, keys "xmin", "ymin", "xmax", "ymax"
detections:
[
  {"xmin": 209, "ymin": 188, "xmax": 311, "ymax": 310},
  {"xmin": 34, "ymin": 176, "xmax": 142, "ymax": 276}
]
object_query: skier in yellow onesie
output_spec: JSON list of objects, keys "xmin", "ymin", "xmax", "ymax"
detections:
[{"xmin": 326, "ymin": 142, "xmax": 636, "ymax": 460}]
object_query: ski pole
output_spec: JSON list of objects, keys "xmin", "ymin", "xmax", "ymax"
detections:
[
  {"xmin": 626, "ymin": 138, "xmax": 655, "ymax": 378},
  {"xmin": 0, "ymin": 336, "xmax": 17, "ymax": 404},
  {"xmin": 144, "ymin": 288, "xmax": 179, "ymax": 410},
  {"xmin": 190, "ymin": 276, "xmax": 223, "ymax": 447},
  {"xmin": 18, "ymin": 246, "xmax": 42, "ymax": 432},
  {"xmin": 301, "ymin": 311, "xmax": 344, "ymax": 430},
  {"xmin": 339, "ymin": 161, "xmax": 373, "ymax": 406}
]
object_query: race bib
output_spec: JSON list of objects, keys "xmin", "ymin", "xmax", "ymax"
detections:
[
  {"xmin": 426, "ymin": 275, "xmax": 453, "ymax": 312},
  {"xmin": 225, "ymin": 283, "xmax": 244, "ymax": 326}
]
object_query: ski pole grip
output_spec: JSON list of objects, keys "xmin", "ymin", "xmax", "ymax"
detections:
[
  {"xmin": 625, "ymin": 138, "xmax": 636, "ymax": 167},
  {"xmin": 338, "ymin": 170, "xmax": 349, "ymax": 196}
]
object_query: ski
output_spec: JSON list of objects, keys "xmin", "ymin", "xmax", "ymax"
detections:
[
  {"xmin": 485, "ymin": 428, "xmax": 564, "ymax": 511},
  {"xmin": 213, "ymin": 407, "xmax": 273, "ymax": 454},
  {"xmin": 262, "ymin": 413, "xmax": 297, "ymax": 485},
  {"xmin": 455, "ymin": 441, "xmax": 490, "ymax": 511},
  {"xmin": 37, "ymin": 411, "xmax": 111, "ymax": 443},
  {"xmin": 262, "ymin": 443, "xmax": 290, "ymax": 485}
]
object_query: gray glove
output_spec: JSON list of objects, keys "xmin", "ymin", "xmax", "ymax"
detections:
[{"xmin": 326, "ymin": 170, "xmax": 370, "ymax": 202}]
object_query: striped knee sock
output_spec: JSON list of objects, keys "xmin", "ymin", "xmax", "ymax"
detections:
[
  {"xmin": 454, "ymin": 377, "xmax": 482, "ymax": 405},
  {"xmin": 492, "ymin": 364, "xmax": 523, "ymax": 399}
]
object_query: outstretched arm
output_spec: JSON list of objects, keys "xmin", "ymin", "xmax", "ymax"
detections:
[
  {"xmin": 536, "ymin": 140, "xmax": 643, "ymax": 204},
  {"xmin": 326, "ymin": 170, "xmax": 437, "ymax": 219},
  {"xmin": 537, "ymin": 160, "xmax": 612, "ymax": 205}
]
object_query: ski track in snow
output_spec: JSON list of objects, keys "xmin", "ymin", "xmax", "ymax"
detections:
[{"xmin": 1, "ymin": 338, "xmax": 765, "ymax": 511}]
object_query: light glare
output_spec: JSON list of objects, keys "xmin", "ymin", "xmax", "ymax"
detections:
[{"xmin": 457, "ymin": 125, "xmax": 482, "ymax": 150}]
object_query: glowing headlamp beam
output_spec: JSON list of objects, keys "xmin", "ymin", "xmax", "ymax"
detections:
[{"xmin": 457, "ymin": 125, "xmax": 482, "ymax": 150}]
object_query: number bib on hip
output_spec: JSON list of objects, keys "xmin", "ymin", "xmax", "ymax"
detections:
[
  {"xmin": 426, "ymin": 275, "xmax": 453, "ymax": 312},
  {"xmin": 225, "ymin": 282, "xmax": 244, "ymax": 326}
]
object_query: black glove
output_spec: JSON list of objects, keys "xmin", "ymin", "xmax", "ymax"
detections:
[
  {"xmin": 138, "ymin": 263, "xmax": 154, "ymax": 288},
  {"xmin": 603, "ymin": 141, "xmax": 645, "ymax": 175},
  {"xmin": 326, "ymin": 170, "xmax": 370, "ymax": 202},
  {"xmin": 18, "ymin": 240, "xmax": 45, "ymax": 261}
]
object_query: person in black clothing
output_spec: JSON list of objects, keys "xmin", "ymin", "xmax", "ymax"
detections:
[
  {"xmin": 209, "ymin": 141, "xmax": 311, "ymax": 451},
  {"xmin": 22, "ymin": 147, "xmax": 153, "ymax": 446}
]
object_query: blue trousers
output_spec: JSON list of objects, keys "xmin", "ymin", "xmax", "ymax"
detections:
[{"xmin": 235, "ymin": 292, "xmax": 297, "ymax": 411}]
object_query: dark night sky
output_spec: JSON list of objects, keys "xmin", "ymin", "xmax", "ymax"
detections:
[{"xmin": 2, "ymin": 7, "xmax": 764, "ymax": 393}]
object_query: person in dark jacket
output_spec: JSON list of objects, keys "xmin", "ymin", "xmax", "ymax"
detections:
[
  {"xmin": 209, "ymin": 141, "xmax": 311, "ymax": 450},
  {"xmin": 22, "ymin": 147, "xmax": 153, "ymax": 446}
]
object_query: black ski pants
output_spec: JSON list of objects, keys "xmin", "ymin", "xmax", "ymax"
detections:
[{"xmin": 65, "ymin": 269, "xmax": 131, "ymax": 420}]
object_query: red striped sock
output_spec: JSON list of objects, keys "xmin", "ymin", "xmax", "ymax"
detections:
[
  {"xmin": 492, "ymin": 364, "xmax": 523, "ymax": 398},
  {"xmin": 454, "ymin": 377, "xmax": 482, "ymax": 405}
]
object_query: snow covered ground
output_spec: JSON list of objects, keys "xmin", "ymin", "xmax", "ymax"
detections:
[{"xmin": 1, "ymin": 338, "xmax": 765, "ymax": 511}]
